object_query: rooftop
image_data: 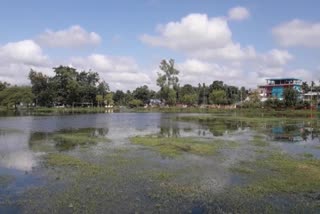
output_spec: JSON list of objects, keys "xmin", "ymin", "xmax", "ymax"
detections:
[{"xmin": 266, "ymin": 78, "xmax": 301, "ymax": 81}]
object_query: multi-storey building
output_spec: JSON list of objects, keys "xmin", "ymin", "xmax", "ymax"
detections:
[{"xmin": 258, "ymin": 78, "xmax": 302, "ymax": 101}]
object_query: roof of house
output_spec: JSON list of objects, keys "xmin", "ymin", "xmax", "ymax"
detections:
[{"xmin": 266, "ymin": 78, "xmax": 301, "ymax": 81}]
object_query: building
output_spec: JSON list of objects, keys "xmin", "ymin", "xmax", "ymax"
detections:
[
  {"xmin": 303, "ymin": 92, "xmax": 320, "ymax": 102},
  {"xmin": 258, "ymin": 78, "xmax": 302, "ymax": 101}
]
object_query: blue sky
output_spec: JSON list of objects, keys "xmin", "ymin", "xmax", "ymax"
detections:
[{"xmin": 1, "ymin": 0, "xmax": 319, "ymax": 90}]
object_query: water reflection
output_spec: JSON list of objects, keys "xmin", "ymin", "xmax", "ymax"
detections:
[
  {"xmin": 28, "ymin": 128, "xmax": 110, "ymax": 152},
  {"xmin": 0, "ymin": 131, "xmax": 39, "ymax": 172},
  {"xmin": 191, "ymin": 117, "xmax": 320, "ymax": 143}
]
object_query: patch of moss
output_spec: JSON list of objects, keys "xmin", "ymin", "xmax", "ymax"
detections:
[{"xmin": 130, "ymin": 136, "xmax": 237, "ymax": 157}]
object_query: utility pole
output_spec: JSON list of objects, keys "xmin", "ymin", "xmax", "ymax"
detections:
[{"xmin": 240, "ymin": 87, "xmax": 243, "ymax": 110}]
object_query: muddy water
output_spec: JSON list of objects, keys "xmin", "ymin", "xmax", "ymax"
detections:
[{"xmin": 0, "ymin": 113, "xmax": 320, "ymax": 213}]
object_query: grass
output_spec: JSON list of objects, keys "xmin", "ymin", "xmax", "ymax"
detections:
[
  {"xmin": 0, "ymin": 175, "xmax": 15, "ymax": 188},
  {"xmin": 230, "ymin": 166, "xmax": 255, "ymax": 174},
  {"xmin": 29, "ymin": 129, "xmax": 111, "ymax": 151},
  {"xmin": 52, "ymin": 132, "xmax": 109, "ymax": 150},
  {"xmin": 237, "ymin": 152, "xmax": 320, "ymax": 196},
  {"xmin": 250, "ymin": 135, "xmax": 269, "ymax": 147},
  {"xmin": 130, "ymin": 135, "xmax": 237, "ymax": 157},
  {"xmin": 45, "ymin": 153, "xmax": 101, "ymax": 176}
]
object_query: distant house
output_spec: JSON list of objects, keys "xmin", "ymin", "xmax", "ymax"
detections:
[
  {"xmin": 258, "ymin": 78, "xmax": 302, "ymax": 101},
  {"xmin": 149, "ymin": 99, "xmax": 163, "ymax": 106},
  {"xmin": 303, "ymin": 92, "xmax": 320, "ymax": 102}
]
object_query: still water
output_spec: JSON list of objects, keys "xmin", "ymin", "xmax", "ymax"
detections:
[{"xmin": 0, "ymin": 113, "xmax": 319, "ymax": 213}]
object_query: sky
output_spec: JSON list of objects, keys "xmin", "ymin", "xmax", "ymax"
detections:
[{"xmin": 0, "ymin": 0, "xmax": 320, "ymax": 90}]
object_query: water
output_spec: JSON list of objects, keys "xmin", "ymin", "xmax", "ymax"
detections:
[{"xmin": 0, "ymin": 113, "xmax": 320, "ymax": 213}]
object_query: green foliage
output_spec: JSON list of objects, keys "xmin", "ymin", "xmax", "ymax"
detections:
[
  {"xmin": 104, "ymin": 93, "xmax": 114, "ymax": 106},
  {"xmin": 157, "ymin": 59, "xmax": 179, "ymax": 89},
  {"xmin": 263, "ymin": 98, "xmax": 285, "ymax": 109},
  {"xmin": 96, "ymin": 95, "xmax": 103, "ymax": 107},
  {"xmin": 0, "ymin": 81, "xmax": 10, "ymax": 91},
  {"xmin": 179, "ymin": 84, "xmax": 198, "ymax": 105},
  {"xmin": 157, "ymin": 59, "xmax": 179, "ymax": 105},
  {"xmin": 113, "ymin": 90, "xmax": 131, "ymax": 106},
  {"xmin": 283, "ymin": 87, "xmax": 298, "ymax": 107},
  {"xmin": 132, "ymin": 85, "xmax": 154, "ymax": 104},
  {"xmin": 0, "ymin": 86, "xmax": 34, "ymax": 109},
  {"xmin": 167, "ymin": 88, "xmax": 177, "ymax": 106},
  {"xmin": 209, "ymin": 90, "xmax": 227, "ymax": 105},
  {"xmin": 128, "ymin": 99, "xmax": 144, "ymax": 108},
  {"xmin": 29, "ymin": 66, "xmax": 109, "ymax": 107}
]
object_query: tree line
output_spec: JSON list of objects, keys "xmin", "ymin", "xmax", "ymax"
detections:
[{"xmin": 0, "ymin": 59, "xmax": 318, "ymax": 109}]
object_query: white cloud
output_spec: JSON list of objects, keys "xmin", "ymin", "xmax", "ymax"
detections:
[
  {"xmin": 0, "ymin": 40, "xmax": 52, "ymax": 84},
  {"xmin": 0, "ymin": 40, "xmax": 48, "ymax": 66},
  {"xmin": 70, "ymin": 54, "xmax": 152, "ymax": 90},
  {"xmin": 176, "ymin": 59, "xmax": 256, "ymax": 87},
  {"xmin": 273, "ymin": 19, "xmax": 320, "ymax": 48},
  {"xmin": 228, "ymin": 6, "xmax": 250, "ymax": 21},
  {"xmin": 141, "ymin": 12, "xmax": 293, "ymax": 68},
  {"xmin": 36, "ymin": 25, "xmax": 101, "ymax": 48},
  {"xmin": 261, "ymin": 49, "xmax": 293, "ymax": 67},
  {"xmin": 141, "ymin": 13, "xmax": 232, "ymax": 51}
]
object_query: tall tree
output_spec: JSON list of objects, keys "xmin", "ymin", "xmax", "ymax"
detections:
[
  {"xmin": 157, "ymin": 59, "xmax": 180, "ymax": 105},
  {"xmin": 157, "ymin": 59, "xmax": 180, "ymax": 89}
]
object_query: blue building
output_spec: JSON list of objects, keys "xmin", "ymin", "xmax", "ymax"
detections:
[{"xmin": 259, "ymin": 78, "xmax": 302, "ymax": 100}]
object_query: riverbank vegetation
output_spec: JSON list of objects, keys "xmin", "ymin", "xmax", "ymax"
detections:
[{"xmin": 1, "ymin": 59, "xmax": 318, "ymax": 113}]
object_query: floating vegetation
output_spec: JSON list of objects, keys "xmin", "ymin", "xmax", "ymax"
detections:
[{"xmin": 130, "ymin": 135, "xmax": 237, "ymax": 157}]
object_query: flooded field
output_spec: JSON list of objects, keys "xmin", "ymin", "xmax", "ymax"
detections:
[{"xmin": 0, "ymin": 112, "xmax": 320, "ymax": 213}]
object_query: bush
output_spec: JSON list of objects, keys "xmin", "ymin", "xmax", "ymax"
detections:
[{"xmin": 128, "ymin": 99, "xmax": 143, "ymax": 108}]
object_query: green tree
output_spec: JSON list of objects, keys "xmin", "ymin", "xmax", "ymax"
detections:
[
  {"xmin": 283, "ymin": 87, "xmax": 298, "ymax": 107},
  {"xmin": 0, "ymin": 81, "xmax": 10, "ymax": 91},
  {"xmin": 209, "ymin": 90, "xmax": 227, "ymax": 105},
  {"xmin": 29, "ymin": 70, "xmax": 54, "ymax": 106},
  {"xmin": 156, "ymin": 59, "xmax": 179, "ymax": 105},
  {"xmin": 167, "ymin": 88, "xmax": 177, "ymax": 105},
  {"xmin": 128, "ymin": 99, "xmax": 143, "ymax": 108},
  {"xmin": 0, "ymin": 86, "xmax": 34, "ymax": 110},
  {"xmin": 133, "ymin": 85, "xmax": 152, "ymax": 104},
  {"xmin": 198, "ymin": 83, "xmax": 209, "ymax": 105},
  {"xmin": 302, "ymin": 81, "xmax": 310, "ymax": 93},
  {"xmin": 104, "ymin": 93, "xmax": 114, "ymax": 106},
  {"xmin": 179, "ymin": 84, "xmax": 198, "ymax": 105},
  {"xmin": 157, "ymin": 59, "xmax": 179, "ymax": 89},
  {"xmin": 96, "ymin": 95, "xmax": 103, "ymax": 107}
]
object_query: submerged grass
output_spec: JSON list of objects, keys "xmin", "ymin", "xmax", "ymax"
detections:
[
  {"xmin": 29, "ymin": 128, "xmax": 111, "ymax": 152},
  {"xmin": 52, "ymin": 132, "xmax": 109, "ymax": 150},
  {"xmin": 250, "ymin": 135, "xmax": 269, "ymax": 147},
  {"xmin": 130, "ymin": 136, "xmax": 237, "ymax": 157},
  {"xmin": 45, "ymin": 153, "xmax": 102, "ymax": 177},
  {"xmin": 236, "ymin": 152, "xmax": 320, "ymax": 196},
  {"xmin": 0, "ymin": 175, "xmax": 15, "ymax": 188}
]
